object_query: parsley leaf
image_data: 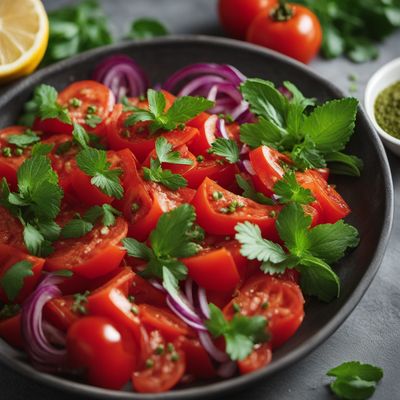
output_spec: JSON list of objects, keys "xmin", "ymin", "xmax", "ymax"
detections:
[
  {"xmin": 206, "ymin": 303, "xmax": 268, "ymax": 361},
  {"xmin": 210, "ymin": 138, "xmax": 240, "ymax": 163},
  {"xmin": 235, "ymin": 174, "xmax": 274, "ymax": 205},
  {"xmin": 76, "ymin": 148, "xmax": 123, "ymax": 199},
  {"xmin": 327, "ymin": 361, "xmax": 383, "ymax": 400},
  {"xmin": 273, "ymin": 171, "xmax": 315, "ymax": 205},
  {"xmin": 125, "ymin": 89, "xmax": 213, "ymax": 132},
  {"xmin": 84, "ymin": 204, "xmax": 121, "ymax": 227},
  {"xmin": 72, "ymin": 122, "xmax": 90, "ymax": 149},
  {"xmin": 0, "ymin": 260, "xmax": 33, "ymax": 302},
  {"xmin": 155, "ymin": 137, "xmax": 193, "ymax": 165},
  {"xmin": 60, "ymin": 217, "xmax": 93, "ymax": 239},
  {"xmin": 31, "ymin": 143, "xmax": 54, "ymax": 156},
  {"xmin": 7, "ymin": 129, "xmax": 40, "ymax": 148}
]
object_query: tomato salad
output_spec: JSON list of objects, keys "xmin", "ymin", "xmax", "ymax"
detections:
[{"xmin": 0, "ymin": 57, "xmax": 361, "ymax": 393}]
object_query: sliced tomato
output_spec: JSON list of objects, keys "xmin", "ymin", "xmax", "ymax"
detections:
[
  {"xmin": 238, "ymin": 342, "xmax": 272, "ymax": 374},
  {"xmin": 132, "ymin": 329, "xmax": 185, "ymax": 393},
  {"xmin": 67, "ymin": 316, "xmax": 137, "ymax": 390},
  {"xmin": 129, "ymin": 274, "xmax": 166, "ymax": 307},
  {"xmin": 0, "ymin": 126, "xmax": 38, "ymax": 190},
  {"xmin": 296, "ymin": 169, "xmax": 350, "ymax": 223},
  {"xmin": 183, "ymin": 247, "xmax": 240, "ymax": 293},
  {"xmin": 0, "ymin": 206, "xmax": 24, "ymax": 250},
  {"xmin": 45, "ymin": 214, "xmax": 127, "ymax": 279},
  {"xmin": 33, "ymin": 117, "xmax": 73, "ymax": 135},
  {"xmin": 58, "ymin": 80, "xmax": 114, "ymax": 135},
  {"xmin": 0, "ymin": 314, "xmax": 24, "ymax": 349},
  {"xmin": 192, "ymin": 177, "xmax": 280, "ymax": 238},
  {"xmin": 0, "ymin": 244, "xmax": 44, "ymax": 304},
  {"xmin": 87, "ymin": 268, "xmax": 141, "ymax": 343},
  {"xmin": 139, "ymin": 304, "xmax": 191, "ymax": 340},
  {"xmin": 249, "ymin": 146, "xmax": 292, "ymax": 195},
  {"xmin": 316, "ymin": 167, "xmax": 329, "ymax": 181},
  {"xmin": 185, "ymin": 157, "xmax": 238, "ymax": 190},
  {"xmin": 224, "ymin": 274, "xmax": 304, "ymax": 349},
  {"xmin": 187, "ymin": 113, "xmax": 218, "ymax": 154},
  {"xmin": 43, "ymin": 295, "xmax": 80, "ymax": 332}
]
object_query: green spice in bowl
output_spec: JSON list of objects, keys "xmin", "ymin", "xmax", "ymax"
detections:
[{"xmin": 374, "ymin": 81, "xmax": 400, "ymax": 140}]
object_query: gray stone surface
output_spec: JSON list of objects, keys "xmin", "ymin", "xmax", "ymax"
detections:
[{"xmin": 1, "ymin": 0, "xmax": 400, "ymax": 398}]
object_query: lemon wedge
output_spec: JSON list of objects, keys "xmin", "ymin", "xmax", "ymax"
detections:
[{"xmin": 0, "ymin": 0, "xmax": 49, "ymax": 83}]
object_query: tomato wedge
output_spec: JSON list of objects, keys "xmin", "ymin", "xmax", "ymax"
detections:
[
  {"xmin": 238, "ymin": 342, "xmax": 272, "ymax": 374},
  {"xmin": 0, "ymin": 244, "xmax": 44, "ymax": 304},
  {"xmin": 0, "ymin": 314, "xmax": 24, "ymax": 349},
  {"xmin": 45, "ymin": 214, "xmax": 127, "ymax": 278},
  {"xmin": 0, "ymin": 206, "xmax": 25, "ymax": 250},
  {"xmin": 129, "ymin": 274, "xmax": 166, "ymax": 307},
  {"xmin": 224, "ymin": 274, "xmax": 304, "ymax": 349},
  {"xmin": 187, "ymin": 113, "xmax": 218, "ymax": 154},
  {"xmin": 192, "ymin": 177, "xmax": 280, "ymax": 237}
]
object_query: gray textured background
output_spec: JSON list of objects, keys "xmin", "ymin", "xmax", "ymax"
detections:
[{"xmin": 1, "ymin": 0, "xmax": 400, "ymax": 399}]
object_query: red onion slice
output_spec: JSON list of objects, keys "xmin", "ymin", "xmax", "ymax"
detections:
[
  {"xmin": 197, "ymin": 287, "xmax": 210, "ymax": 319},
  {"xmin": 242, "ymin": 159, "xmax": 256, "ymax": 176},
  {"xmin": 216, "ymin": 118, "xmax": 230, "ymax": 140},
  {"xmin": 178, "ymin": 75, "xmax": 225, "ymax": 97},
  {"xmin": 217, "ymin": 361, "xmax": 237, "ymax": 378},
  {"xmin": 166, "ymin": 296, "xmax": 207, "ymax": 331},
  {"xmin": 184, "ymin": 277, "xmax": 194, "ymax": 306},
  {"xmin": 198, "ymin": 331, "xmax": 229, "ymax": 363}
]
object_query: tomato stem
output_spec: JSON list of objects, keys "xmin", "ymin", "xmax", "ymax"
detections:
[{"xmin": 272, "ymin": 0, "xmax": 294, "ymax": 22}]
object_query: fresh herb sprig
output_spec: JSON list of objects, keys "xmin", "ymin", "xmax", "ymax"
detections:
[
  {"xmin": 235, "ymin": 203, "xmax": 359, "ymax": 301},
  {"xmin": 205, "ymin": 303, "xmax": 268, "ymax": 361},
  {"xmin": 240, "ymin": 79, "xmax": 362, "ymax": 176},
  {"xmin": 0, "ymin": 260, "xmax": 33, "ymax": 302},
  {"xmin": 273, "ymin": 170, "xmax": 315, "ymax": 205},
  {"xmin": 235, "ymin": 174, "xmax": 274, "ymax": 205},
  {"xmin": 209, "ymin": 138, "xmax": 240, "ymax": 164},
  {"xmin": 327, "ymin": 361, "xmax": 383, "ymax": 399},
  {"xmin": 124, "ymin": 89, "xmax": 213, "ymax": 133}
]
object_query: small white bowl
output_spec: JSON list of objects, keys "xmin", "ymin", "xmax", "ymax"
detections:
[{"xmin": 365, "ymin": 57, "xmax": 400, "ymax": 157}]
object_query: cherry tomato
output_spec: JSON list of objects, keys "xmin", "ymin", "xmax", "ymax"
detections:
[
  {"xmin": 58, "ymin": 80, "xmax": 114, "ymax": 135},
  {"xmin": 224, "ymin": 274, "xmax": 304, "ymax": 349},
  {"xmin": 296, "ymin": 169, "xmax": 350, "ymax": 223},
  {"xmin": 132, "ymin": 329, "xmax": 185, "ymax": 393},
  {"xmin": 0, "ymin": 314, "xmax": 24, "ymax": 349},
  {"xmin": 45, "ymin": 212, "xmax": 128, "ymax": 279},
  {"xmin": 249, "ymin": 146, "xmax": 292, "ymax": 195},
  {"xmin": 191, "ymin": 177, "xmax": 280, "ymax": 238},
  {"xmin": 67, "ymin": 316, "xmax": 137, "ymax": 389},
  {"xmin": 87, "ymin": 268, "xmax": 142, "ymax": 343},
  {"xmin": 0, "ymin": 206, "xmax": 25, "ymax": 250},
  {"xmin": 246, "ymin": 3, "xmax": 322, "ymax": 64},
  {"xmin": 218, "ymin": 0, "xmax": 277, "ymax": 39},
  {"xmin": 182, "ymin": 247, "xmax": 241, "ymax": 293},
  {"xmin": 238, "ymin": 342, "xmax": 272, "ymax": 374},
  {"xmin": 0, "ymin": 244, "xmax": 44, "ymax": 304}
]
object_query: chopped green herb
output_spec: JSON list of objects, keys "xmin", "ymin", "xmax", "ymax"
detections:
[
  {"xmin": 72, "ymin": 290, "xmax": 90, "ymax": 314},
  {"xmin": 0, "ymin": 260, "xmax": 33, "ymax": 302},
  {"xmin": 85, "ymin": 113, "xmax": 102, "ymax": 128},
  {"xmin": 210, "ymin": 138, "xmax": 240, "ymax": 163},
  {"xmin": 7, "ymin": 129, "xmax": 40, "ymax": 148},
  {"xmin": 69, "ymin": 98, "xmax": 82, "ymax": 108}
]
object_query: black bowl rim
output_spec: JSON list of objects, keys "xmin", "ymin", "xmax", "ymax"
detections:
[{"xmin": 0, "ymin": 35, "xmax": 394, "ymax": 400}]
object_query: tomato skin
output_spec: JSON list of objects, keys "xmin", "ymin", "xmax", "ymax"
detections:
[
  {"xmin": 33, "ymin": 117, "xmax": 73, "ymax": 135},
  {"xmin": 0, "ymin": 207, "xmax": 25, "ymax": 250},
  {"xmin": 132, "ymin": 330, "xmax": 186, "ymax": 393},
  {"xmin": 67, "ymin": 316, "xmax": 137, "ymax": 390},
  {"xmin": 192, "ymin": 177, "xmax": 280, "ymax": 238},
  {"xmin": 129, "ymin": 274, "xmax": 166, "ymax": 307},
  {"xmin": 249, "ymin": 146, "xmax": 292, "ymax": 195},
  {"xmin": 246, "ymin": 4, "xmax": 322, "ymax": 64},
  {"xmin": 187, "ymin": 113, "xmax": 218, "ymax": 154},
  {"xmin": 0, "ymin": 244, "xmax": 44, "ymax": 304},
  {"xmin": 87, "ymin": 268, "xmax": 142, "ymax": 343},
  {"xmin": 296, "ymin": 170, "xmax": 350, "ymax": 223},
  {"xmin": 183, "ymin": 247, "xmax": 241, "ymax": 293},
  {"xmin": 0, "ymin": 314, "xmax": 24, "ymax": 349},
  {"xmin": 139, "ymin": 304, "xmax": 192, "ymax": 340},
  {"xmin": 58, "ymin": 80, "xmax": 114, "ymax": 135},
  {"xmin": 45, "ymin": 216, "xmax": 128, "ymax": 279},
  {"xmin": 225, "ymin": 274, "xmax": 304, "ymax": 349},
  {"xmin": 43, "ymin": 296, "xmax": 80, "ymax": 332},
  {"xmin": 218, "ymin": 0, "xmax": 277, "ymax": 39},
  {"xmin": 238, "ymin": 342, "xmax": 272, "ymax": 374}
]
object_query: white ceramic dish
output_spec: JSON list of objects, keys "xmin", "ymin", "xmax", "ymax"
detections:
[{"xmin": 365, "ymin": 57, "xmax": 400, "ymax": 156}]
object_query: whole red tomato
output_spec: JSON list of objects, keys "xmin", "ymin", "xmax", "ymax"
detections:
[
  {"xmin": 218, "ymin": 0, "xmax": 277, "ymax": 39},
  {"xmin": 246, "ymin": 1, "xmax": 322, "ymax": 64}
]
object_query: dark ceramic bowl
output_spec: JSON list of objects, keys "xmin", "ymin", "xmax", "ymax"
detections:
[{"xmin": 0, "ymin": 36, "xmax": 393, "ymax": 399}]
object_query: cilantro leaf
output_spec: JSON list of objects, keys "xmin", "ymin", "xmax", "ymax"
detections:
[
  {"xmin": 0, "ymin": 260, "xmax": 33, "ymax": 302},
  {"xmin": 76, "ymin": 148, "xmax": 123, "ymax": 199},
  {"xmin": 235, "ymin": 174, "xmax": 274, "ymax": 205},
  {"xmin": 210, "ymin": 138, "xmax": 240, "ymax": 163},
  {"xmin": 7, "ymin": 129, "xmax": 40, "ymax": 148},
  {"xmin": 60, "ymin": 218, "xmax": 93, "ymax": 239},
  {"xmin": 125, "ymin": 89, "xmax": 213, "ymax": 132},
  {"xmin": 127, "ymin": 18, "xmax": 168, "ymax": 40},
  {"xmin": 327, "ymin": 361, "xmax": 383, "ymax": 400},
  {"xmin": 302, "ymin": 98, "xmax": 358, "ymax": 153},
  {"xmin": 122, "ymin": 237, "xmax": 153, "ymax": 260},
  {"xmin": 143, "ymin": 158, "xmax": 187, "ymax": 191},
  {"xmin": 273, "ymin": 171, "xmax": 314, "ymax": 205},
  {"xmin": 23, "ymin": 223, "xmax": 46, "ymax": 256},
  {"xmin": 206, "ymin": 303, "xmax": 268, "ymax": 361},
  {"xmin": 155, "ymin": 137, "xmax": 193, "ymax": 165},
  {"xmin": 72, "ymin": 122, "xmax": 90, "ymax": 149}
]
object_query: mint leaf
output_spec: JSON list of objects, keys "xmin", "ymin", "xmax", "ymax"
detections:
[
  {"xmin": 206, "ymin": 303, "xmax": 268, "ymax": 361},
  {"xmin": 302, "ymin": 98, "xmax": 358, "ymax": 153},
  {"xmin": 327, "ymin": 361, "xmax": 383, "ymax": 400},
  {"xmin": 273, "ymin": 171, "xmax": 315, "ymax": 205},
  {"xmin": 210, "ymin": 138, "xmax": 240, "ymax": 163},
  {"xmin": 240, "ymin": 118, "xmax": 285, "ymax": 148},
  {"xmin": 76, "ymin": 148, "xmax": 123, "ymax": 199},
  {"xmin": 235, "ymin": 174, "xmax": 274, "ymax": 205},
  {"xmin": 0, "ymin": 260, "xmax": 33, "ymax": 302},
  {"xmin": 7, "ymin": 129, "xmax": 40, "ymax": 148}
]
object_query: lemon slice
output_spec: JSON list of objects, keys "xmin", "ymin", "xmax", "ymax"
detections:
[{"xmin": 0, "ymin": 0, "xmax": 49, "ymax": 83}]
